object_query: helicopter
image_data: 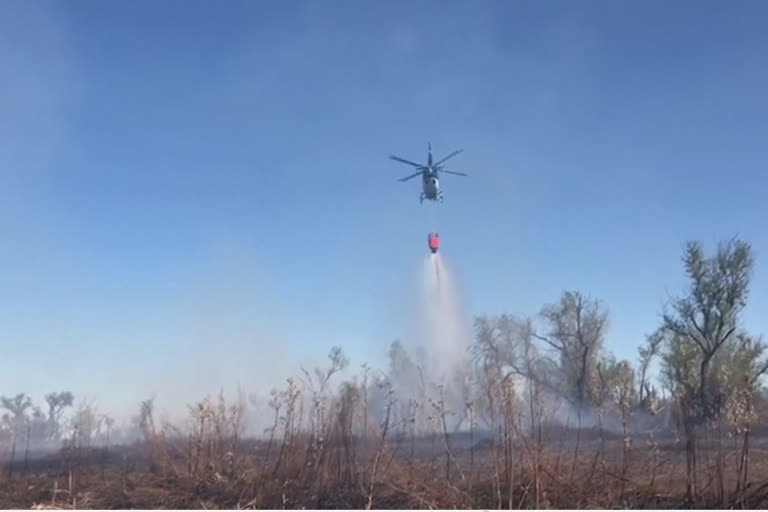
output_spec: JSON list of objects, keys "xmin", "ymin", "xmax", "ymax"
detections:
[{"xmin": 389, "ymin": 143, "xmax": 467, "ymax": 203}]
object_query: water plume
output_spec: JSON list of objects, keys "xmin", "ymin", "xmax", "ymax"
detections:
[
  {"xmin": 418, "ymin": 252, "xmax": 470, "ymax": 382},
  {"xmin": 385, "ymin": 251, "xmax": 472, "ymax": 432}
]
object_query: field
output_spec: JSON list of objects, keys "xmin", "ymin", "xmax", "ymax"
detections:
[
  {"xmin": 3, "ymin": 424, "xmax": 768, "ymax": 509},
  {"xmin": 2, "ymin": 238, "xmax": 767, "ymax": 509}
]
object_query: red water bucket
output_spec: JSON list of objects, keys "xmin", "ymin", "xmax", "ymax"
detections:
[{"xmin": 427, "ymin": 232, "xmax": 440, "ymax": 253}]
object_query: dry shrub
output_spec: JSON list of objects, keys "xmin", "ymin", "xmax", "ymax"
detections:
[{"xmin": 3, "ymin": 345, "xmax": 768, "ymax": 509}]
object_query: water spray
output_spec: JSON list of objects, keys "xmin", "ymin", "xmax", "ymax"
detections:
[{"xmin": 413, "ymin": 232, "xmax": 470, "ymax": 431}]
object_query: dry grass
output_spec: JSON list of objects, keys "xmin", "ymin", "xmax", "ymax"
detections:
[
  {"xmin": 3, "ymin": 424, "xmax": 768, "ymax": 509},
  {"xmin": 2, "ymin": 338, "xmax": 767, "ymax": 509}
]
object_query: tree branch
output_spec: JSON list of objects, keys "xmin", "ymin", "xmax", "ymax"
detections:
[{"xmin": 532, "ymin": 333, "xmax": 563, "ymax": 353}]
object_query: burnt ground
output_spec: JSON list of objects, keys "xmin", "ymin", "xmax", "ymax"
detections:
[{"xmin": 2, "ymin": 429, "xmax": 768, "ymax": 509}]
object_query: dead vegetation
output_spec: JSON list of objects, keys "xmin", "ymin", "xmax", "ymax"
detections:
[
  {"xmin": 2, "ymin": 407, "xmax": 768, "ymax": 509},
  {"xmin": 2, "ymin": 236, "xmax": 768, "ymax": 509}
]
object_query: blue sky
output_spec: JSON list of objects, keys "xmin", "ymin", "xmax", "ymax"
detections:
[{"xmin": 2, "ymin": 0, "xmax": 767, "ymax": 420}]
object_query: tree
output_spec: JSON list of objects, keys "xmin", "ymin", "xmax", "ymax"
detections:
[
  {"xmin": 470, "ymin": 315, "xmax": 521, "ymax": 426},
  {"xmin": 45, "ymin": 391, "xmax": 74, "ymax": 441},
  {"xmin": 387, "ymin": 339, "xmax": 427, "ymax": 427},
  {"xmin": 470, "ymin": 315, "xmax": 512, "ymax": 432},
  {"xmin": 534, "ymin": 291, "xmax": 609, "ymax": 410},
  {"xmin": 637, "ymin": 331, "xmax": 663, "ymax": 413},
  {"xmin": 596, "ymin": 355, "xmax": 634, "ymax": 409},
  {"xmin": 127, "ymin": 395, "xmax": 156, "ymax": 442},
  {"xmin": 717, "ymin": 332, "xmax": 768, "ymax": 425},
  {"xmin": 296, "ymin": 346, "xmax": 351, "ymax": 475},
  {"xmin": 471, "ymin": 315, "xmax": 519, "ymax": 371},
  {"xmin": 661, "ymin": 238, "xmax": 754, "ymax": 419},
  {"xmin": 139, "ymin": 396, "xmax": 156, "ymax": 440},
  {"xmin": 301, "ymin": 346, "xmax": 349, "ymax": 395},
  {"xmin": 0, "ymin": 393, "xmax": 33, "ymax": 433},
  {"xmin": 387, "ymin": 339, "xmax": 422, "ymax": 396}
]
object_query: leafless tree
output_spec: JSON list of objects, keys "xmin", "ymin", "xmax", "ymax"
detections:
[
  {"xmin": 534, "ymin": 290, "xmax": 609, "ymax": 410},
  {"xmin": 1, "ymin": 393, "xmax": 33, "ymax": 433},
  {"xmin": 299, "ymin": 346, "xmax": 349, "ymax": 479},
  {"xmin": 638, "ymin": 331, "xmax": 663, "ymax": 413},
  {"xmin": 45, "ymin": 391, "xmax": 74, "ymax": 441}
]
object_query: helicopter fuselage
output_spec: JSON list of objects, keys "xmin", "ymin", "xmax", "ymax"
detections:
[{"xmin": 421, "ymin": 171, "xmax": 441, "ymax": 203}]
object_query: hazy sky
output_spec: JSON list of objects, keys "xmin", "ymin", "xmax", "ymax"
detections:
[{"xmin": 2, "ymin": 0, "xmax": 767, "ymax": 421}]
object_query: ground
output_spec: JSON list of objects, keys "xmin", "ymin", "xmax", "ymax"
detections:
[{"xmin": 2, "ymin": 427, "xmax": 768, "ymax": 509}]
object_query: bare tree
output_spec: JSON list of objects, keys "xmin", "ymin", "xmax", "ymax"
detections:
[
  {"xmin": 470, "ymin": 315, "xmax": 514, "ymax": 507},
  {"xmin": 386, "ymin": 340, "xmax": 426, "ymax": 427},
  {"xmin": 638, "ymin": 331, "xmax": 663, "ymax": 413},
  {"xmin": 301, "ymin": 346, "xmax": 349, "ymax": 396},
  {"xmin": 470, "ymin": 314, "xmax": 519, "ymax": 429},
  {"xmin": 300, "ymin": 346, "xmax": 349, "ymax": 478},
  {"xmin": 69, "ymin": 400, "xmax": 101, "ymax": 449},
  {"xmin": 139, "ymin": 396, "xmax": 157, "ymax": 440},
  {"xmin": 1, "ymin": 393, "xmax": 32, "ymax": 425},
  {"xmin": 45, "ymin": 391, "xmax": 74, "ymax": 441},
  {"xmin": 534, "ymin": 290, "xmax": 609, "ymax": 410}
]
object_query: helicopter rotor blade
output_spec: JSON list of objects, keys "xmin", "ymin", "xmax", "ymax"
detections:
[
  {"xmin": 440, "ymin": 169, "xmax": 468, "ymax": 177},
  {"xmin": 389, "ymin": 155, "xmax": 424, "ymax": 168},
  {"xmin": 433, "ymin": 149, "xmax": 463, "ymax": 167},
  {"xmin": 398, "ymin": 171, "xmax": 423, "ymax": 182}
]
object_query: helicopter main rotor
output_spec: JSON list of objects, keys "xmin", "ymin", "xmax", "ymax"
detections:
[{"xmin": 389, "ymin": 143, "xmax": 467, "ymax": 181}]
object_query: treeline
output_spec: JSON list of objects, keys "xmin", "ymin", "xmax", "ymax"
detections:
[
  {"xmin": 0, "ymin": 391, "xmax": 156, "ymax": 455},
  {"xmin": 4, "ymin": 237, "xmax": 766, "ymax": 446},
  {"xmin": 381, "ymin": 238, "xmax": 767, "ymax": 435},
  {"xmin": 498, "ymin": 237, "xmax": 767, "ymax": 430},
  {"xmin": 0, "ymin": 392, "xmax": 78, "ymax": 447}
]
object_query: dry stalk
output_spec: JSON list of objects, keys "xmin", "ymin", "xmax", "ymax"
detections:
[
  {"xmin": 364, "ymin": 382, "xmax": 395, "ymax": 510},
  {"xmin": 617, "ymin": 363, "xmax": 634, "ymax": 503},
  {"xmin": 735, "ymin": 421, "xmax": 750, "ymax": 507},
  {"xmin": 500, "ymin": 375, "xmax": 516, "ymax": 509},
  {"xmin": 361, "ymin": 364, "xmax": 370, "ymax": 439},
  {"xmin": 554, "ymin": 420, "xmax": 569, "ymax": 474},
  {"xmin": 273, "ymin": 378, "xmax": 300, "ymax": 479},
  {"xmin": 467, "ymin": 400, "xmax": 475, "ymax": 478},
  {"xmin": 570, "ymin": 409, "xmax": 582, "ymax": 480},
  {"xmin": 7, "ymin": 430, "xmax": 16, "ymax": 480},
  {"xmin": 681, "ymin": 396, "xmax": 698, "ymax": 503},
  {"xmin": 23, "ymin": 420, "xmax": 31, "ymax": 473},
  {"xmin": 646, "ymin": 428, "xmax": 660, "ymax": 492},
  {"xmin": 428, "ymin": 385, "xmax": 465, "ymax": 484},
  {"xmin": 263, "ymin": 390, "xmax": 282, "ymax": 467}
]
